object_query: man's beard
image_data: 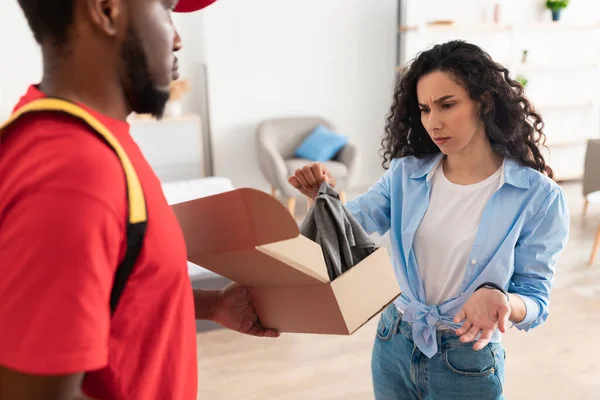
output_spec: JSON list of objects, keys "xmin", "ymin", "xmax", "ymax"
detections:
[{"xmin": 121, "ymin": 26, "xmax": 170, "ymax": 119}]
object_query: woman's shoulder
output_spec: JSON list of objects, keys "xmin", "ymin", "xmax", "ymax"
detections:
[{"xmin": 504, "ymin": 158, "xmax": 564, "ymax": 198}]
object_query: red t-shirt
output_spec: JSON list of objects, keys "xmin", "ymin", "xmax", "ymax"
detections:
[{"xmin": 0, "ymin": 86, "xmax": 198, "ymax": 399}]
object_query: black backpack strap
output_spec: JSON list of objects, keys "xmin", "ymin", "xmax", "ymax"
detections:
[
  {"xmin": 110, "ymin": 218, "xmax": 147, "ymax": 314},
  {"xmin": 0, "ymin": 98, "xmax": 148, "ymax": 316}
]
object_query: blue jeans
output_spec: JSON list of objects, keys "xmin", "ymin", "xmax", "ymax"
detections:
[{"xmin": 372, "ymin": 304, "xmax": 505, "ymax": 400}]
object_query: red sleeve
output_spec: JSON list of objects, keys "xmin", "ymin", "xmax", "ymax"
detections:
[{"xmin": 0, "ymin": 189, "xmax": 124, "ymax": 375}]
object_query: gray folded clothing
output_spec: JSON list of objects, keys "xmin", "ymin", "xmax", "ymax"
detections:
[{"xmin": 300, "ymin": 181, "xmax": 377, "ymax": 281}]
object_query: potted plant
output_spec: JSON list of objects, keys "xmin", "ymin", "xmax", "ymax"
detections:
[
  {"xmin": 517, "ymin": 74, "xmax": 529, "ymax": 88},
  {"xmin": 546, "ymin": 0, "xmax": 569, "ymax": 22}
]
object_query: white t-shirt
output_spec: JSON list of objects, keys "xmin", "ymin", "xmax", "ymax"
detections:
[{"xmin": 412, "ymin": 158, "xmax": 504, "ymax": 307}]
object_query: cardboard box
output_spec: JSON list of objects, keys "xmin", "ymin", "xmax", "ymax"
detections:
[{"xmin": 171, "ymin": 188, "xmax": 401, "ymax": 335}]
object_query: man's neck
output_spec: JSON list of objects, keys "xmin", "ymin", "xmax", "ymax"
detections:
[{"xmin": 40, "ymin": 48, "xmax": 131, "ymax": 121}]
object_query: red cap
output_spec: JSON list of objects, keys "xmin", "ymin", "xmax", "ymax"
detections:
[{"xmin": 174, "ymin": 0, "xmax": 217, "ymax": 13}]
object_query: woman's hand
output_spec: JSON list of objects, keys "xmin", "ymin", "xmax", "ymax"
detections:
[
  {"xmin": 453, "ymin": 288, "xmax": 511, "ymax": 351},
  {"xmin": 288, "ymin": 163, "xmax": 336, "ymax": 199}
]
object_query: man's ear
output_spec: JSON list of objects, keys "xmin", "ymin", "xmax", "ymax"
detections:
[{"xmin": 84, "ymin": 0, "xmax": 123, "ymax": 37}]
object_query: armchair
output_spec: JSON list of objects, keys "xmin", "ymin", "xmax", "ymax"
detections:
[
  {"xmin": 583, "ymin": 139, "xmax": 600, "ymax": 265},
  {"xmin": 256, "ymin": 116, "xmax": 360, "ymax": 216}
]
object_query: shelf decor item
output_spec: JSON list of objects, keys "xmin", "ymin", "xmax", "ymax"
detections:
[
  {"xmin": 165, "ymin": 79, "xmax": 191, "ymax": 118},
  {"xmin": 493, "ymin": 3, "xmax": 502, "ymax": 23},
  {"xmin": 129, "ymin": 79, "xmax": 191, "ymax": 120},
  {"xmin": 545, "ymin": 0, "xmax": 569, "ymax": 22}
]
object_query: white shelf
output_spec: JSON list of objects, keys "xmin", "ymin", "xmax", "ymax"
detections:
[
  {"xmin": 399, "ymin": 22, "xmax": 600, "ymax": 33},
  {"xmin": 515, "ymin": 62, "xmax": 599, "ymax": 71},
  {"xmin": 519, "ymin": 22, "xmax": 600, "ymax": 31},
  {"xmin": 533, "ymin": 99, "xmax": 594, "ymax": 109},
  {"xmin": 399, "ymin": 23, "xmax": 512, "ymax": 32},
  {"xmin": 545, "ymin": 130, "xmax": 599, "ymax": 146},
  {"xmin": 554, "ymin": 169, "xmax": 584, "ymax": 181},
  {"xmin": 545, "ymin": 138, "xmax": 593, "ymax": 147}
]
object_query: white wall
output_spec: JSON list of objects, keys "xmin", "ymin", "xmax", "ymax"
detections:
[
  {"xmin": 1, "ymin": 1, "xmax": 398, "ymax": 191},
  {"xmin": 0, "ymin": 2, "xmax": 42, "ymax": 119},
  {"xmin": 197, "ymin": 0, "xmax": 398, "ymax": 190}
]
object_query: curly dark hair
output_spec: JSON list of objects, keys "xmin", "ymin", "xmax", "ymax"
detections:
[{"xmin": 381, "ymin": 40, "xmax": 553, "ymax": 179}]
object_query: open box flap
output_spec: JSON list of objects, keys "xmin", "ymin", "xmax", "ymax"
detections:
[
  {"xmin": 331, "ymin": 248, "xmax": 401, "ymax": 333},
  {"xmin": 257, "ymin": 236, "xmax": 330, "ymax": 283},
  {"xmin": 171, "ymin": 188, "xmax": 329, "ymax": 285},
  {"xmin": 171, "ymin": 188, "xmax": 300, "ymax": 253}
]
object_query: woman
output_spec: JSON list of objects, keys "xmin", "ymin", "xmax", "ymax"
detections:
[{"xmin": 289, "ymin": 40, "xmax": 570, "ymax": 399}]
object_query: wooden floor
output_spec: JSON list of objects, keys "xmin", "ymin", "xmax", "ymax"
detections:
[{"xmin": 196, "ymin": 182, "xmax": 600, "ymax": 400}]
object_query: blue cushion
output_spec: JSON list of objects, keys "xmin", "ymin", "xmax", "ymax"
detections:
[{"xmin": 294, "ymin": 125, "xmax": 349, "ymax": 162}]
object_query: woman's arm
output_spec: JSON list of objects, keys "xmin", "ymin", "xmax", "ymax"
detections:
[
  {"xmin": 289, "ymin": 159, "xmax": 400, "ymax": 236},
  {"xmin": 509, "ymin": 186, "xmax": 570, "ymax": 330},
  {"xmin": 508, "ymin": 293, "xmax": 527, "ymax": 323},
  {"xmin": 455, "ymin": 186, "xmax": 570, "ymax": 350},
  {"xmin": 344, "ymin": 167, "xmax": 395, "ymax": 236}
]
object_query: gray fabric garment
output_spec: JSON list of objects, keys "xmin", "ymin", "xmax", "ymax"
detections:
[{"xmin": 300, "ymin": 182, "xmax": 377, "ymax": 281}]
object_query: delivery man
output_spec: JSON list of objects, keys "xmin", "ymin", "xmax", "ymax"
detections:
[{"xmin": 0, "ymin": 0, "xmax": 278, "ymax": 399}]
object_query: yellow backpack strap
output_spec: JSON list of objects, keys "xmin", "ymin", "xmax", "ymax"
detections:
[{"xmin": 0, "ymin": 97, "xmax": 147, "ymax": 315}]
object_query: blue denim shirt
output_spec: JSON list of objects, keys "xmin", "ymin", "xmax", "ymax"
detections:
[{"xmin": 346, "ymin": 153, "xmax": 570, "ymax": 358}]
